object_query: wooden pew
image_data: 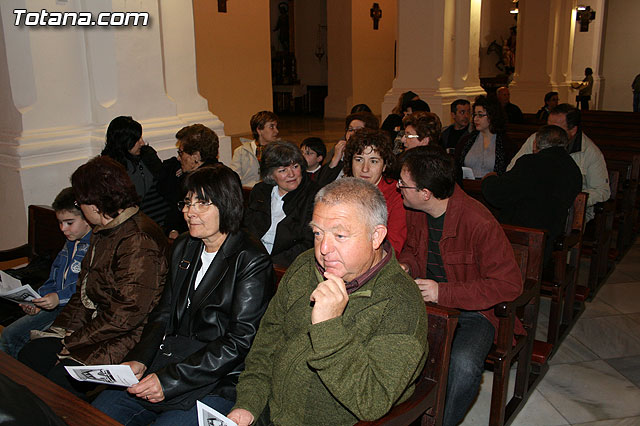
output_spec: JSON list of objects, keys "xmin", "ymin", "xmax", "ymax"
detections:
[
  {"xmin": 460, "ymin": 179, "xmax": 498, "ymax": 217},
  {"xmin": 0, "ymin": 205, "xmax": 66, "ymax": 326},
  {"xmin": 485, "ymin": 224, "xmax": 546, "ymax": 426},
  {"xmin": 356, "ymin": 304, "xmax": 459, "ymax": 426},
  {"xmin": 0, "ymin": 351, "xmax": 120, "ymax": 426},
  {"xmin": 464, "ymin": 176, "xmax": 587, "ymax": 355},
  {"xmin": 274, "ymin": 264, "xmax": 287, "ymax": 286},
  {"xmin": 600, "ymin": 152, "xmax": 640, "ymax": 251},
  {"xmin": 581, "ymin": 172, "xmax": 618, "ymax": 296},
  {"xmin": 338, "ymin": 222, "xmax": 545, "ymax": 426},
  {"xmin": 0, "ymin": 205, "xmax": 65, "ymax": 263},
  {"xmin": 603, "ymin": 160, "xmax": 634, "ymax": 258},
  {"xmin": 525, "ymin": 110, "xmax": 640, "ymax": 135},
  {"xmin": 540, "ymin": 192, "xmax": 587, "ymax": 350},
  {"xmin": 505, "ymin": 124, "xmax": 640, "ymax": 264}
]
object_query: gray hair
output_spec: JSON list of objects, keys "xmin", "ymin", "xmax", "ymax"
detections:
[
  {"xmin": 260, "ymin": 140, "xmax": 307, "ymax": 185},
  {"xmin": 535, "ymin": 124, "xmax": 569, "ymax": 151},
  {"xmin": 314, "ymin": 177, "xmax": 388, "ymax": 233}
]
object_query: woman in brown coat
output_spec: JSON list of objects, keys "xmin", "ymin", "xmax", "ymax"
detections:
[{"xmin": 19, "ymin": 156, "xmax": 168, "ymax": 399}]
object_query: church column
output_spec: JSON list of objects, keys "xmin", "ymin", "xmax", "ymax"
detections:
[
  {"xmin": 569, "ymin": 0, "xmax": 605, "ymax": 109},
  {"xmin": 381, "ymin": 0, "xmax": 485, "ymax": 125},
  {"xmin": 0, "ymin": 0, "xmax": 228, "ymax": 249},
  {"xmin": 509, "ymin": 0, "xmax": 577, "ymax": 112},
  {"xmin": 323, "ymin": 0, "xmax": 353, "ymax": 118}
]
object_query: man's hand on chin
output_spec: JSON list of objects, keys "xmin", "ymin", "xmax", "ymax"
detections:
[{"xmin": 310, "ymin": 272, "xmax": 349, "ymax": 324}]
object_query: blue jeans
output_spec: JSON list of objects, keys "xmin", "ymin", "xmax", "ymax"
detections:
[
  {"xmin": 633, "ymin": 92, "xmax": 640, "ymax": 112},
  {"xmin": 0, "ymin": 307, "xmax": 61, "ymax": 358},
  {"xmin": 443, "ymin": 311, "xmax": 495, "ymax": 426},
  {"xmin": 92, "ymin": 389, "xmax": 235, "ymax": 426}
]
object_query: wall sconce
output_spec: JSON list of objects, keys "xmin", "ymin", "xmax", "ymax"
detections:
[
  {"xmin": 510, "ymin": 1, "xmax": 519, "ymax": 16},
  {"xmin": 576, "ymin": 5, "xmax": 596, "ymax": 32}
]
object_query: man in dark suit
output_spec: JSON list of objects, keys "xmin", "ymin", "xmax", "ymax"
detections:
[
  {"xmin": 497, "ymin": 86, "xmax": 524, "ymax": 124},
  {"xmin": 482, "ymin": 124, "xmax": 583, "ymax": 264}
]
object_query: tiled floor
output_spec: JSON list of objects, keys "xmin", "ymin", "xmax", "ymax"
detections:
[
  {"xmin": 229, "ymin": 114, "xmax": 346, "ymax": 152},
  {"xmin": 462, "ymin": 239, "xmax": 640, "ymax": 426}
]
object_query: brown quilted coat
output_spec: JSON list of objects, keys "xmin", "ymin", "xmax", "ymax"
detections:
[{"xmin": 53, "ymin": 207, "xmax": 168, "ymax": 365}]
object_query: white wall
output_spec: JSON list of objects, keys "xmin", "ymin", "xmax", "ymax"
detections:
[
  {"xmin": 600, "ymin": 0, "xmax": 640, "ymax": 111},
  {"xmin": 0, "ymin": 0, "xmax": 228, "ymax": 249}
]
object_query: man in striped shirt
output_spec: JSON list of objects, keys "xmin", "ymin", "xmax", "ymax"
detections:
[{"xmin": 397, "ymin": 146, "xmax": 522, "ymax": 426}]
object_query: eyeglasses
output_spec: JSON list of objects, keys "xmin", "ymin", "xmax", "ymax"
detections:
[
  {"xmin": 401, "ymin": 132, "xmax": 420, "ymax": 140},
  {"xmin": 178, "ymin": 200, "xmax": 214, "ymax": 213},
  {"xmin": 346, "ymin": 126, "xmax": 364, "ymax": 133},
  {"xmin": 472, "ymin": 113, "xmax": 488, "ymax": 118},
  {"xmin": 396, "ymin": 179, "xmax": 420, "ymax": 190},
  {"xmin": 177, "ymin": 149, "xmax": 184, "ymax": 156}
]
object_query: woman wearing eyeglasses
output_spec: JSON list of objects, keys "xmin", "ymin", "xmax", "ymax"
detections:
[
  {"xmin": 400, "ymin": 111, "xmax": 443, "ymax": 151},
  {"xmin": 19, "ymin": 156, "xmax": 168, "ymax": 398},
  {"xmin": 343, "ymin": 128, "xmax": 407, "ymax": 254},
  {"xmin": 454, "ymin": 95, "xmax": 516, "ymax": 178},
  {"xmin": 244, "ymin": 141, "xmax": 319, "ymax": 267},
  {"xmin": 92, "ymin": 164, "xmax": 274, "ymax": 425},
  {"xmin": 159, "ymin": 124, "xmax": 220, "ymax": 239}
]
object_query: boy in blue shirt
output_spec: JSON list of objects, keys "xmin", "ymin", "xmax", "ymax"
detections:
[{"xmin": 0, "ymin": 187, "xmax": 92, "ymax": 357}]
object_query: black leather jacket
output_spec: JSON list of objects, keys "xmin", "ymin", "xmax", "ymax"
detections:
[{"xmin": 125, "ymin": 230, "xmax": 275, "ymax": 410}]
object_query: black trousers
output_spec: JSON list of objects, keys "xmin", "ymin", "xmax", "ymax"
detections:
[
  {"xmin": 18, "ymin": 337, "xmax": 97, "ymax": 400},
  {"xmin": 576, "ymin": 95, "xmax": 590, "ymax": 110}
]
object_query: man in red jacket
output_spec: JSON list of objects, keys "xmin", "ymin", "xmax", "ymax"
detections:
[{"xmin": 397, "ymin": 146, "xmax": 522, "ymax": 426}]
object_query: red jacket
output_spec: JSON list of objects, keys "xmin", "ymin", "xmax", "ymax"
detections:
[
  {"xmin": 378, "ymin": 177, "xmax": 407, "ymax": 254},
  {"xmin": 398, "ymin": 185, "xmax": 524, "ymax": 335}
]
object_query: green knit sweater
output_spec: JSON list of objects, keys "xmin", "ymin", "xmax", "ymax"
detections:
[{"xmin": 233, "ymin": 249, "xmax": 429, "ymax": 426}]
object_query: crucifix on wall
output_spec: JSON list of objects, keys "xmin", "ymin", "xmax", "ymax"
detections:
[
  {"xmin": 218, "ymin": 0, "xmax": 227, "ymax": 13},
  {"xmin": 370, "ymin": 3, "xmax": 382, "ymax": 30}
]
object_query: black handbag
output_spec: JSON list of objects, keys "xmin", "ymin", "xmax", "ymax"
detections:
[
  {"xmin": 146, "ymin": 335, "xmax": 207, "ymax": 374},
  {"xmin": 139, "ymin": 237, "xmax": 214, "ymax": 412}
]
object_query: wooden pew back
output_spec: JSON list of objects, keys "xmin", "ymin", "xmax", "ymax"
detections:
[
  {"xmin": 486, "ymin": 224, "xmax": 545, "ymax": 426},
  {"xmin": 0, "ymin": 351, "xmax": 120, "ymax": 426},
  {"xmin": 0, "ymin": 205, "xmax": 66, "ymax": 263},
  {"xmin": 27, "ymin": 205, "xmax": 66, "ymax": 261}
]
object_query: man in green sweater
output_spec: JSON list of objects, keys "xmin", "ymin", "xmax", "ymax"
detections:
[{"xmin": 228, "ymin": 177, "xmax": 429, "ymax": 426}]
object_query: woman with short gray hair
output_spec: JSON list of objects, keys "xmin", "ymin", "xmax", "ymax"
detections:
[{"xmin": 244, "ymin": 141, "xmax": 319, "ymax": 267}]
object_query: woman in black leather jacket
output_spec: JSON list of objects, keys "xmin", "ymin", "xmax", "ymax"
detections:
[
  {"xmin": 92, "ymin": 164, "xmax": 275, "ymax": 425},
  {"xmin": 243, "ymin": 141, "xmax": 319, "ymax": 267}
]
